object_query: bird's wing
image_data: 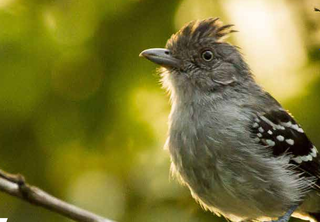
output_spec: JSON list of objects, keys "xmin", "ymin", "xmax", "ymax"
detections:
[{"xmin": 250, "ymin": 109, "xmax": 320, "ymax": 187}]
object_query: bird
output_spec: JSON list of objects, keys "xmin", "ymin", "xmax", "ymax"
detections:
[{"xmin": 139, "ymin": 18, "xmax": 320, "ymax": 222}]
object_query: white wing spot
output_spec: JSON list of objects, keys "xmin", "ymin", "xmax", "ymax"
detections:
[
  {"xmin": 276, "ymin": 125, "xmax": 285, "ymax": 130},
  {"xmin": 285, "ymin": 139, "xmax": 294, "ymax": 146},
  {"xmin": 258, "ymin": 127, "xmax": 264, "ymax": 133},
  {"xmin": 301, "ymin": 155, "xmax": 312, "ymax": 162},
  {"xmin": 268, "ymin": 130, "xmax": 273, "ymax": 135},
  {"xmin": 266, "ymin": 139, "xmax": 275, "ymax": 146},
  {"xmin": 297, "ymin": 128, "xmax": 304, "ymax": 133},
  {"xmin": 291, "ymin": 124, "xmax": 304, "ymax": 133},
  {"xmin": 282, "ymin": 121, "xmax": 292, "ymax": 127},
  {"xmin": 257, "ymin": 133, "xmax": 262, "ymax": 138},
  {"xmin": 292, "ymin": 146, "xmax": 317, "ymax": 164},
  {"xmin": 252, "ymin": 123, "xmax": 259, "ymax": 128},
  {"xmin": 254, "ymin": 137, "xmax": 260, "ymax": 142},
  {"xmin": 292, "ymin": 156, "xmax": 302, "ymax": 164},
  {"xmin": 311, "ymin": 146, "xmax": 318, "ymax": 158},
  {"xmin": 276, "ymin": 135, "xmax": 284, "ymax": 141}
]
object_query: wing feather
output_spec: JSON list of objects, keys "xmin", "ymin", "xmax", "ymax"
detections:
[{"xmin": 250, "ymin": 109, "xmax": 320, "ymax": 188}]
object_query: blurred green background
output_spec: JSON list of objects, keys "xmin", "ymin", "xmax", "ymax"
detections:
[{"xmin": 0, "ymin": 0, "xmax": 319, "ymax": 221}]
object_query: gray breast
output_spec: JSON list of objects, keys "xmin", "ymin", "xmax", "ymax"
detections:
[{"xmin": 167, "ymin": 101, "xmax": 311, "ymax": 221}]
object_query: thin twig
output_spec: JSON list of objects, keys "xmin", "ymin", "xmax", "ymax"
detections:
[{"xmin": 0, "ymin": 169, "xmax": 115, "ymax": 222}]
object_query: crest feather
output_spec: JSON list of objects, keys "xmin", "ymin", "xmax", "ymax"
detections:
[{"xmin": 166, "ymin": 18, "xmax": 236, "ymax": 50}]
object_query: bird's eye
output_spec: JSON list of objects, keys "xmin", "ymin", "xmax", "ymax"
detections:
[{"xmin": 201, "ymin": 50, "xmax": 214, "ymax": 61}]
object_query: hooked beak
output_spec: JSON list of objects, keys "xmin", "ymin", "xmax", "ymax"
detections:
[{"xmin": 139, "ymin": 48, "xmax": 181, "ymax": 69}]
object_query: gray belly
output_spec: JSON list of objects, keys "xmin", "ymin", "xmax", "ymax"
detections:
[{"xmin": 168, "ymin": 133, "xmax": 312, "ymax": 221}]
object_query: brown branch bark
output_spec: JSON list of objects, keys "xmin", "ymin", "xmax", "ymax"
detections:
[{"xmin": 0, "ymin": 169, "xmax": 116, "ymax": 222}]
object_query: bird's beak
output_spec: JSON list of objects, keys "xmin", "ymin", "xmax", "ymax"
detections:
[{"xmin": 139, "ymin": 48, "xmax": 181, "ymax": 69}]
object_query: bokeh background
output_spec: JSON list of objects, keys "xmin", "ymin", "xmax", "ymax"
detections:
[{"xmin": 0, "ymin": 0, "xmax": 319, "ymax": 221}]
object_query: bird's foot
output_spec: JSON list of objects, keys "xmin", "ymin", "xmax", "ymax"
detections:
[{"xmin": 264, "ymin": 205, "xmax": 298, "ymax": 222}]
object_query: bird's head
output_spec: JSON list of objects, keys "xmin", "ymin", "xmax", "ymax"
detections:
[{"xmin": 140, "ymin": 18, "xmax": 254, "ymax": 101}]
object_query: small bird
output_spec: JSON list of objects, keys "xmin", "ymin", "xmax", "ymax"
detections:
[{"xmin": 140, "ymin": 18, "xmax": 320, "ymax": 222}]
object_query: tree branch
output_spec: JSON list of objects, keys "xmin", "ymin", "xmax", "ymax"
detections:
[{"xmin": 0, "ymin": 169, "xmax": 116, "ymax": 222}]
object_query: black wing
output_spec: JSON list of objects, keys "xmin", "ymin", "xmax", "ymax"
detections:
[{"xmin": 250, "ymin": 109, "xmax": 320, "ymax": 187}]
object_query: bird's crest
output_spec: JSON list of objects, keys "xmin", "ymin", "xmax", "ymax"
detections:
[{"xmin": 166, "ymin": 18, "xmax": 236, "ymax": 50}]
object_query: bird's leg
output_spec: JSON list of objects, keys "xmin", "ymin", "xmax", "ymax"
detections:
[{"xmin": 266, "ymin": 205, "xmax": 298, "ymax": 222}]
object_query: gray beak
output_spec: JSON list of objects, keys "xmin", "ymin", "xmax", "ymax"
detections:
[{"xmin": 139, "ymin": 48, "xmax": 181, "ymax": 68}]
